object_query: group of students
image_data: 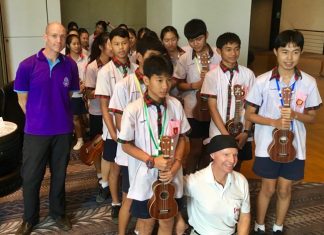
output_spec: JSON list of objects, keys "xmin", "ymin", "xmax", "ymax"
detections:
[{"xmin": 14, "ymin": 17, "xmax": 322, "ymax": 235}]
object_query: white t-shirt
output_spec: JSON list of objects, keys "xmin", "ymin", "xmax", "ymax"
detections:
[
  {"xmin": 118, "ymin": 96, "xmax": 191, "ymax": 201},
  {"xmin": 72, "ymin": 54, "xmax": 89, "ymax": 98},
  {"xmin": 109, "ymin": 73, "xmax": 146, "ymax": 166},
  {"xmin": 173, "ymin": 45, "xmax": 221, "ymax": 118},
  {"xmin": 184, "ymin": 163, "xmax": 250, "ymax": 235},
  {"xmin": 95, "ymin": 60, "xmax": 137, "ymax": 140},
  {"xmin": 201, "ymin": 64, "xmax": 255, "ymax": 141},
  {"xmin": 246, "ymin": 69, "xmax": 322, "ymax": 159},
  {"xmin": 84, "ymin": 59, "xmax": 103, "ymax": 115}
]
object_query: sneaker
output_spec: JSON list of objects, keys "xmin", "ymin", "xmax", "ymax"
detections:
[
  {"xmin": 272, "ymin": 230, "xmax": 283, "ymax": 235},
  {"xmin": 73, "ymin": 139, "xmax": 84, "ymax": 151},
  {"xmin": 111, "ymin": 204, "xmax": 121, "ymax": 218},
  {"xmin": 253, "ymin": 228, "xmax": 266, "ymax": 235},
  {"xmin": 96, "ymin": 185, "xmax": 110, "ymax": 203}
]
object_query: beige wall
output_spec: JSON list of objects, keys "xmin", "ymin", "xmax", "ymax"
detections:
[
  {"xmin": 60, "ymin": 0, "xmax": 147, "ymax": 32},
  {"xmin": 249, "ymin": 0, "xmax": 272, "ymax": 50},
  {"xmin": 147, "ymin": 0, "xmax": 252, "ymax": 66},
  {"xmin": 280, "ymin": 0, "xmax": 324, "ymax": 31}
]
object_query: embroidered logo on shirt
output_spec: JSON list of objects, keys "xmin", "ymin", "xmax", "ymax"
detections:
[
  {"xmin": 296, "ymin": 99, "xmax": 304, "ymax": 106},
  {"xmin": 63, "ymin": 77, "xmax": 70, "ymax": 87}
]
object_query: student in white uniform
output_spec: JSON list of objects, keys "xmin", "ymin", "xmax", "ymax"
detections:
[
  {"xmin": 184, "ymin": 135, "xmax": 250, "ymax": 235},
  {"xmin": 245, "ymin": 30, "xmax": 322, "ymax": 235},
  {"xmin": 119, "ymin": 55, "xmax": 190, "ymax": 235},
  {"xmin": 109, "ymin": 37, "xmax": 166, "ymax": 235},
  {"xmin": 65, "ymin": 34, "xmax": 89, "ymax": 150},
  {"xmin": 173, "ymin": 19, "xmax": 221, "ymax": 174},
  {"xmin": 201, "ymin": 32, "xmax": 255, "ymax": 171},
  {"xmin": 95, "ymin": 27, "xmax": 137, "ymax": 218},
  {"xmin": 84, "ymin": 32, "xmax": 112, "ymax": 188},
  {"xmin": 128, "ymin": 28, "xmax": 137, "ymax": 64}
]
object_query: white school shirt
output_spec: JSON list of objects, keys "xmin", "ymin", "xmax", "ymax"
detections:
[
  {"xmin": 95, "ymin": 60, "xmax": 138, "ymax": 140},
  {"xmin": 201, "ymin": 64, "xmax": 255, "ymax": 141},
  {"xmin": 246, "ymin": 69, "xmax": 322, "ymax": 160},
  {"xmin": 72, "ymin": 54, "xmax": 89, "ymax": 98},
  {"xmin": 184, "ymin": 163, "xmax": 250, "ymax": 235},
  {"xmin": 118, "ymin": 96, "xmax": 191, "ymax": 201},
  {"xmin": 173, "ymin": 45, "xmax": 221, "ymax": 118},
  {"xmin": 84, "ymin": 60, "xmax": 103, "ymax": 115},
  {"xmin": 109, "ymin": 73, "xmax": 146, "ymax": 166}
]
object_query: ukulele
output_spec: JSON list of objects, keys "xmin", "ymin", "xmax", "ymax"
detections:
[
  {"xmin": 193, "ymin": 52, "xmax": 211, "ymax": 122},
  {"xmin": 225, "ymin": 85, "xmax": 245, "ymax": 137},
  {"xmin": 268, "ymin": 87, "xmax": 296, "ymax": 163},
  {"xmin": 148, "ymin": 136, "xmax": 178, "ymax": 220}
]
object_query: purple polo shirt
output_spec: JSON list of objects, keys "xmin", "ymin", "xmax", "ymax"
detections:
[{"xmin": 14, "ymin": 49, "xmax": 79, "ymax": 135}]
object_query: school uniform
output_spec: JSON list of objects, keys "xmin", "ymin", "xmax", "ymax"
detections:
[
  {"xmin": 95, "ymin": 57, "xmax": 137, "ymax": 161},
  {"xmin": 109, "ymin": 68, "xmax": 146, "ymax": 192},
  {"xmin": 173, "ymin": 44, "xmax": 221, "ymax": 120},
  {"xmin": 84, "ymin": 59, "xmax": 104, "ymax": 138},
  {"xmin": 246, "ymin": 67, "xmax": 322, "ymax": 179},
  {"xmin": 201, "ymin": 63, "xmax": 255, "ymax": 160},
  {"xmin": 118, "ymin": 93, "xmax": 191, "ymax": 202},
  {"xmin": 71, "ymin": 54, "xmax": 88, "ymax": 115}
]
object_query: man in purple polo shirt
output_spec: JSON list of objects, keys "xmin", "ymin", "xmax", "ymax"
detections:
[{"xmin": 14, "ymin": 22, "xmax": 79, "ymax": 235}]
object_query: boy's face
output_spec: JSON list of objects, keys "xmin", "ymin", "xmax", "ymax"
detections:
[
  {"xmin": 274, "ymin": 42, "xmax": 301, "ymax": 71},
  {"xmin": 217, "ymin": 42, "xmax": 240, "ymax": 68},
  {"xmin": 110, "ymin": 36, "xmax": 130, "ymax": 61},
  {"xmin": 80, "ymin": 32, "xmax": 89, "ymax": 48},
  {"xmin": 143, "ymin": 74, "xmax": 172, "ymax": 102},
  {"xmin": 188, "ymin": 34, "xmax": 207, "ymax": 53}
]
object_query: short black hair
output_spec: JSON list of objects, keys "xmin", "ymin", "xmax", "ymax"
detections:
[
  {"xmin": 184, "ymin": 19, "xmax": 207, "ymax": 40},
  {"xmin": 109, "ymin": 27, "xmax": 130, "ymax": 41},
  {"xmin": 143, "ymin": 54, "xmax": 173, "ymax": 79},
  {"xmin": 160, "ymin": 26, "xmax": 179, "ymax": 41},
  {"xmin": 274, "ymin": 30, "xmax": 304, "ymax": 51},
  {"xmin": 216, "ymin": 32, "xmax": 241, "ymax": 49},
  {"xmin": 78, "ymin": 28, "xmax": 89, "ymax": 35},
  {"xmin": 117, "ymin": 23, "xmax": 128, "ymax": 30},
  {"xmin": 96, "ymin": 20, "xmax": 108, "ymax": 32},
  {"xmin": 136, "ymin": 36, "xmax": 167, "ymax": 56},
  {"xmin": 67, "ymin": 21, "xmax": 78, "ymax": 31}
]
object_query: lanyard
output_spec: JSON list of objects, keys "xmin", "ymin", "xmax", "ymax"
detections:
[
  {"xmin": 143, "ymin": 103, "xmax": 167, "ymax": 154},
  {"xmin": 134, "ymin": 74, "xmax": 144, "ymax": 97},
  {"xmin": 275, "ymin": 79, "xmax": 296, "ymax": 131},
  {"xmin": 275, "ymin": 79, "xmax": 296, "ymax": 106}
]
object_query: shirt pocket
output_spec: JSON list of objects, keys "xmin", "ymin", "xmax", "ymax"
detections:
[
  {"xmin": 167, "ymin": 120, "xmax": 181, "ymax": 137},
  {"xmin": 294, "ymin": 90, "xmax": 307, "ymax": 113}
]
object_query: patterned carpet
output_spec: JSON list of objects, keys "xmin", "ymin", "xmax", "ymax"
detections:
[{"xmin": 0, "ymin": 157, "xmax": 324, "ymax": 235}]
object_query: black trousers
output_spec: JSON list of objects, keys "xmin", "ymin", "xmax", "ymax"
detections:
[{"xmin": 21, "ymin": 133, "xmax": 72, "ymax": 225}]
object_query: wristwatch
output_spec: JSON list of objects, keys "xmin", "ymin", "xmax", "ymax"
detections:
[
  {"xmin": 243, "ymin": 129, "xmax": 251, "ymax": 135},
  {"xmin": 145, "ymin": 157, "xmax": 155, "ymax": 169}
]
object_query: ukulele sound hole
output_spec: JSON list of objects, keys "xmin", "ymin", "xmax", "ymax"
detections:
[
  {"xmin": 160, "ymin": 191, "xmax": 169, "ymax": 200},
  {"xmin": 279, "ymin": 136, "xmax": 288, "ymax": 144}
]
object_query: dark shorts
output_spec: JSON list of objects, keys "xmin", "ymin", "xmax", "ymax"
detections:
[
  {"xmin": 89, "ymin": 114, "xmax": 102, "ymax": 139},
  {"xmin": 102, "ymin": 139, "xmax": 117, "ymax": 162},
  {"xmin": 238, "ymin": 141, "xmax": 253, "ymax": 161},
  {"xmin": 253, "ymin": 157, "xmax": 305, "ymax": 181},
  {"xmin": 131, "ymin": 197, "xmax": 184, "ymax": 219},
  {"xmin": 187, "ymin": 118, "xmax": 209, "ymax": 139},
  {"xmin": 120, "ymin": 166, "xmax": 130, "ymax": 194},
  {"xmin": 71, "ymin": 97, "xmax": 87, "ymax": 115}
]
